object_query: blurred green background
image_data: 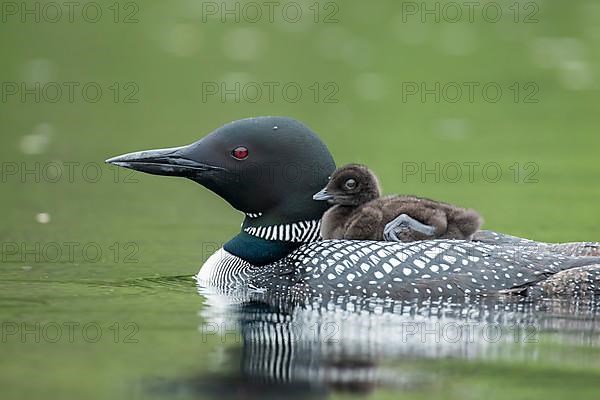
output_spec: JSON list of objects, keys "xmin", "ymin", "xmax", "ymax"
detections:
[{"xmin": 1, "ymin": 0, "xmax": 600, "ymax": 399}]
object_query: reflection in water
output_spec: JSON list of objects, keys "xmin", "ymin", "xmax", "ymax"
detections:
[
  {"xmin": 164, "ymin": 284, "xmax": 599, "ymax": 398},
  {"xmin": 144, "ymin": 284, "xmax": 599, "ymax": 399}
]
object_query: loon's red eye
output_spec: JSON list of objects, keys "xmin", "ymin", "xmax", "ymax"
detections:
[{"xmin": 231, "ymin": 146, "xmax": 249, "ymax": 160}]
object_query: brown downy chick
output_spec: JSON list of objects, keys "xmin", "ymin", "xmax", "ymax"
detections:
[{"xmin": 313, "ymin": 164, "xmax": 483, "ymax": 242}]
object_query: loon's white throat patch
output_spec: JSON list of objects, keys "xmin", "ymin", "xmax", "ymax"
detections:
[{"xmin": 244, "ymin": 219, "xmax": 321, "ymax": 243}]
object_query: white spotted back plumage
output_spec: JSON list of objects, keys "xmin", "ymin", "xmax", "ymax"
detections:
[{"xmin": 196, "ymin": 232, "xmax": 600, "ymax": 300}]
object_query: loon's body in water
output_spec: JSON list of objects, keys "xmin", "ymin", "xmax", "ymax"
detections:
[
  {"xmin": 314, "ymin": 163, "xmax": 483, "ymax": 242},
  {"xmin": 107, "ymin": 116, "xmax": 600, "ymax": 301}
]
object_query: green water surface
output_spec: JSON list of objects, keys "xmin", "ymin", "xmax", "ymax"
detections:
[{"xmin": 1, "ymin": 1, "xmax": 600, "ymax": 399}]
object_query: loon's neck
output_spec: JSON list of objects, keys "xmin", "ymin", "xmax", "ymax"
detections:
[
  {"xmin": 223, "ymin": 232, "xmax": 306, "ymax": 266},
  {"xmin": 220, "ymin": 196, "xmax": 329, "ymax": 265},
  {"xmin": 224, "ymin": 215, "xmax": 323, "ymax": 265}
]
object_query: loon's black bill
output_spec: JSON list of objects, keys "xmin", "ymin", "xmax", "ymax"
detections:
[
  {"xmin": 313, "ymin": 188, "xmax": 333, "ymax": 201},
  {"xmin": 105, "ymin": 146, "xmax": 225, "ymax": 177}
]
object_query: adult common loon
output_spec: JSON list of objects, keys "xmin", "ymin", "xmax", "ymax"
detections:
[{"xmin": 107, "ymin": 116, "xmax": 600, "ymax": 300}]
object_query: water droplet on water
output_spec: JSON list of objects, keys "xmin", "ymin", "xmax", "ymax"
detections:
[
  {"xmin": 222, "ymin": 27, "xmax": 265, "ymax": 61},
  {"xmin": 163, "ymin": 23, "xmax": 202, "ymax": 57},
  {"xmin": 558, "ymin": 60, "xmax": 593, "ymax": 90},
  {"xmin": 36, "ymin": 213, "xmax": 51, "ymax": 224},
  {"xmin": 434, "ymin": 118, "xmax": 469, "ymax": 140},
  {"xmin": 22, "ymin": 58, "xmax": 57, "ymax": 85},
  {"xmin": 20, "ymin": 123, "xmax": 53, "ymax": 155}
]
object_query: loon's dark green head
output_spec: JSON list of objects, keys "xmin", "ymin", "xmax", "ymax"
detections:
[{"xmin": 106, "ymin": 117, "xmax": 336, "ymax": 263}]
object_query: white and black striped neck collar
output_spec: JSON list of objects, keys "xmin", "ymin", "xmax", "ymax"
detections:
[
  {"xmin": 243, "ymin": 219, "xmax": 321, "ymax": 243},
  {"xmin": 246, "ymin": 212, "xmax": 263, "ymax": 219}
]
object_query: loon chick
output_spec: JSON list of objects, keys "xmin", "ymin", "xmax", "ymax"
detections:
[
  {"xmin": 106, "ymin": 116, "xmax": 600, "ymax": 301},
  {"xmin": 314, "ymin": 164, "xmax": 482, "ymax": 242}
]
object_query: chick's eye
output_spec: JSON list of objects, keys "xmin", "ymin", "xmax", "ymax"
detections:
[
  {"xmin": 231, "ymin": 146, "xmax": 249, "ymax": 160},
  {"xmin": 344, "ymin": 179, "xmax": 357, "ymax": 189}
]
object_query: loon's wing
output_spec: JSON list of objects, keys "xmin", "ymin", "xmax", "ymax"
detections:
[
  {"xmin": 520, "ymin": 264, "xmax": 600, "ymax": 298},
  {"xmin": 474, "ymin": 230, "xmax": 600, "ymax": 257},
  {"xmin": 252, "ymin": 239, "xmax": 600, "ymax": 300},
  {"xmin": 473, "ymin": 230, "xmax": 539, "ymax": 246}
]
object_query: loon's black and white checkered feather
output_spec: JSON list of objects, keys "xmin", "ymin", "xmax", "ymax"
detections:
[{"xmin": 196, "ymin": 230, "xmax": 600, "ymax": 301}]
